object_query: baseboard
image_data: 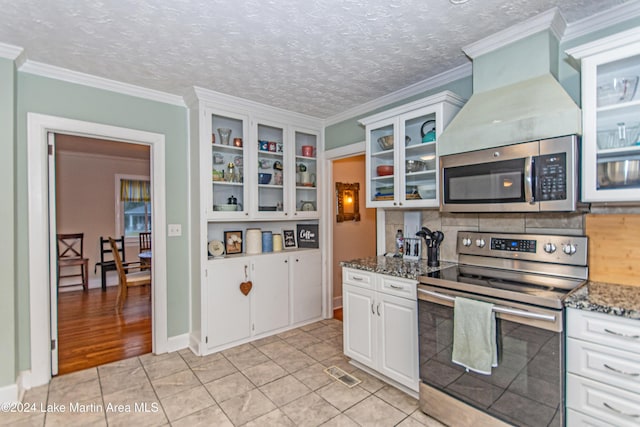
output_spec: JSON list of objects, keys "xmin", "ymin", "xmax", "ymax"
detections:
[
  {"xmin": 16, "ymin": 371, "xmax": 31, "ymax": 402},
  {"xmin": 166, "ymin": 333, "xmax": 189, "ymax": 353},
  {"xmin": 0, "ymin": 381, "xmax": 19, "ymax": 404},
  {"xmin": 333, "ymin": 296, "xmax": 342, "ymax": 309}
]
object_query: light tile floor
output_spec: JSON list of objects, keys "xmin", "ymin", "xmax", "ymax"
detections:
[{"xmin": 1, "ymin": 319, "xmax": 445, "ymax": 427}]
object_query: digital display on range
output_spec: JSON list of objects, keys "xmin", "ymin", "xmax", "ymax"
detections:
[{"xmin": 491, "ymin": 238, "xmax": 536, "ymax": 253}]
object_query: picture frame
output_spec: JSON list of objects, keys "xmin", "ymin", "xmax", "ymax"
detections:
[
  {"xmin": 282, "ymin": 229, "xmax": 297, "ymax": 249},
  {"xmin": 297, "ymin": 224, "xmax": 319, "ymax": 248},
  {"xmin": 223, "ymin": 230, "xmax": 243, "ymax": 255}
]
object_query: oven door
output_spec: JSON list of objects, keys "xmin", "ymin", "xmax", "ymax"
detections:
[
  {"xmin": 417, "ymin": 285, "xmax": 564, "ymax": 427},
  {"xmin": 440, "ymin": 141, "xmax": 539, "ymax": 213}
]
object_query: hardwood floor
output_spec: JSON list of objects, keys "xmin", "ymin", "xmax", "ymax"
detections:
[
  {"xmin": 333, "ymin": 307, "xmax": 343, "ymax": 321},
  {"xmin": 57, "ymin": 285, "xmax": 151, "ymax": 375}
]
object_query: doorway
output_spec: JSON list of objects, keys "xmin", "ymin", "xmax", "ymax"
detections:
[
  {"xmin": 53, "ymin": 134, "xmax": 152, "ymax": 374},
  {"xmin": 27, "ymin": 113, "xmax": 168, "ymax": 387}
]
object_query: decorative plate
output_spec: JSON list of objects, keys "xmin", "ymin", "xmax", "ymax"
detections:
[{"xmin": 208, "ymin": 240, "xmax": 225, "ymax": 257}]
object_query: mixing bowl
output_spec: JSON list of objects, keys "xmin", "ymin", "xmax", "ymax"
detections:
[
  {"xmin": 377, "ymin": 135, "xmax": 394, "ymax": 150},
  {"xmin": 417, "ymin": 183, "xmax": 436, "ymax": 199},
  {"xmin": 376, "ymin": 165, "xmax": 394, "ymax": 176},
  {"xmin": 598, "ymin": 159, "xmax": 640, "ymax": 186},
  {"xmin": 258, "ymin": 173, "xmax": 272, "ymax": 184},
  {"xmin": 406, "ymin": 159, "xmax": 426, "ymax": 173}
]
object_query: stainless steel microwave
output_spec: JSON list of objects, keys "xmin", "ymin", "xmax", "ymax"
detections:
[{"xmin": 440, "ymin": 135, "xmax": 579, "ymax": 212}]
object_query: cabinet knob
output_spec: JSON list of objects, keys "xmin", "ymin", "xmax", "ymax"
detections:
[
  {"xmin": 296, "ymin": 258, "xmax": 299, "ymax": 262},
  {"xmin": 285, "ymin": 212, "xmax": 288, "ymax": 216},
  {"xmin": 245, "ymin": 213, "xmax": 249, "ymax": 216},
  {"xmin": 393, "ymin": 202, "xmax": 397, "ymax": 206},
  {"xmin": 399, "ymin": 202, "xmax": 403, "ymax": 206},
  {"xmin": 285, "ymin": 259, "xmax": 288, "ymax": 263}
]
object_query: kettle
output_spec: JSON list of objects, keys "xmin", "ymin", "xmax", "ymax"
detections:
[{"xmin": 227, "ymin": 195, "xmax": 237, "ymax": 205}]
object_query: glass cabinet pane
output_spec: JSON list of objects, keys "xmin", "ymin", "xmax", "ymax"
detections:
[
  {"xmin": 212, "ymin": 114, "xmax": 245, "ymax": 213},
  {"xmin": 403, "ymin": 113, "xmax": 437, "ymax": 202},
  {"xmin": 295, "ymin": 131, "xmax": 317, "ymax": 214},
  {"xmin": 595, "ymin": 53, "xmax": 640, "ymax": 192},
  {"xmin": 257, "ymin": 123, "xmax": 285, "ymax": 213},
  {"xmin": 369, "ymin": 123, "xmax": 395, "ymax": 204}
]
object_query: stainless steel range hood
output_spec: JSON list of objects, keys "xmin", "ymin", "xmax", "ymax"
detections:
[{"xmin": 438, "ymin": 9, "xmax": 582, "ymax": 156}]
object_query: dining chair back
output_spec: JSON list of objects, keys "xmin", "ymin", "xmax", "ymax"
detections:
[
  {"xmin": 139, "ymin": 232, "xmax": 152, "ymax": 251},
  {"xmin": 96, "ymin": 236, "xmax": 125, "ymax": 291},
  {"xmin": 57, "ymin": 233, "xmax": 89, "ymax": 290},
  {"xmin": 110, "ymin": 237, "xmax": 151, "ymax": 313}
]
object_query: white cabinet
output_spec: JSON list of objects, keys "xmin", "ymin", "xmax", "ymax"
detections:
[
  {"xmin": 566, "ymin": 308, "xmax": 640, "ymax": 426},
  {"xmin": 252, "ymin": 252, "xmax": 290, "ymax": 335},
  {"xmin": 359, "ymin": 91, "xmax": 464, "ymax": 208},
  {"xmin": 185, "ymin": 87, "xmax": 322, "ymax": 220},
  {"xmin": 343, "ymin": 268, "xmax": 418, "ymax": 391},
  {"xmin": 291, "ymin": 250, "xmax": 322, "ymax": 324},
  {"xmin": 568, "ymin": 30, "xmax": 640, "ymax": 203},
  {"xmin": 202, "ymin": 250, "xmax": 322, "ymax": 354}
]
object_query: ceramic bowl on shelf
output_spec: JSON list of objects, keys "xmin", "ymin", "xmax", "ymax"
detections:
[
  {"xmin": 417, "ymin": 183, "xmax": 436, "ymax": 199},
  {"xmin": 258, "ymin": 173, "xmax": 272, "ymax": 184},
  {"xmin": 376, "ymin": 165, "xmax": 394, "ymax": 176},
  {"xmin": 377, "ymin": 135, "xmax": 394, "ymax": 150},
  {"xmin": 215, "ymin": 204, "xmax": 238, "ymax": 211}
]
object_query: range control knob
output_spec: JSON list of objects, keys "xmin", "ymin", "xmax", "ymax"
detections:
[
  {"xmin": 475, "ymin": 239, "xmax": 486, "ymax": 248},
  {"xmin": 462, "ymin": 238, "xmax": 472, "ymax": 247},
  {"xmin": 563, "ymin": 244, "xmax": 577, "ymax": 255},
  {"xmin": 544, "ymin": 243, "xmax": 557, "ymax": 254}
]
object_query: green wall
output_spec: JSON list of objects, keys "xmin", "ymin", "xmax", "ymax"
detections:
[
  {"xmin": 324, "ymin": 77, "xmax": 472, "ymax": 151},
  {"xmin": 0, "ymin": 58, "xmax": 17, "ymax": 388},
  {"xmin": 15, "ymin": 73, "xmax": 190, "ymax": 371}
]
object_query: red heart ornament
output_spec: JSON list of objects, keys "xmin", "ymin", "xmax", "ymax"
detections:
[{"xmin": 239, "ymin": 281, "xmax": 253, "ymax": 296}]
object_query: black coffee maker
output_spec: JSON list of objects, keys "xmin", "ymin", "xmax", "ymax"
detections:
[{"xmin": 416, "ymin": 227, "xmax": 444, "ymax": 267}]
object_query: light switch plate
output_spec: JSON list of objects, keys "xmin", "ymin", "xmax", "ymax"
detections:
[{"xmin": 168, "ymin": 224, "xmax": 182, "ymax": 237}]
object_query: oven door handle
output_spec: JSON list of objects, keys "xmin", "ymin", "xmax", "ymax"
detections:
[{"xmin": 418, "ymin": 289, "xmax": 556, "ymax": 322}]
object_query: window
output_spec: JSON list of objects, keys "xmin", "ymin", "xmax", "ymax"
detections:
[{"xmin": 116, "ymin": 175, "xmax": 151, "ymax": 240}]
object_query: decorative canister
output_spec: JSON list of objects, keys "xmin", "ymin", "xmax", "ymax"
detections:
[
  {"xmin": 262, "ymin": 231, "xmax": 273, "ymax": 253},
  {"xmin": 233, "ymin": 137, "xmax": 243, "ymax": 147},
  {"xmin": 273, "ymin": 233, "xmax": 283, "ymax": 251},
  {"xmin": 246, "ymin": 228, "xmax": 262, "ymax": 254}
]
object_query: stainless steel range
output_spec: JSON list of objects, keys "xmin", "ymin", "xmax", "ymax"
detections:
[{"xmin": 417, "ymin": 231, "xmax": 588, "ymax": 427}]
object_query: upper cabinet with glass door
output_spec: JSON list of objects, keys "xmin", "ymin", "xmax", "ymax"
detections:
[
  {"xmin": 255, "ymin": 120, "xmax": 288, "ymax": 218},
  {"xmin": 360, "ymin": 91, "xmax": 465, "ymax": 209},
  {"xmin": 568, "ymin": 30, "xmax": 640, "ymax": 203},
  {"xmin": 293, "ymin": 129, "xmax": 319, "ymax": 218},
  {"xmin": 210, "ymin": 111, "xmax": 250, "ymax": 219}
]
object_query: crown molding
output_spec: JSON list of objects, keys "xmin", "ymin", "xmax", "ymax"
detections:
[
  {"xmin": 0, "ymin": 42, "xmax": 24, "ymax": 60},
  {"xmin": 324, "ymin": 62, "xmax": 471, "ymax": 127},
  {"xmin": 463, "ymin": 8, "xmax": 566, "ymax": 59},
  {"xmin": 19, "ymin": 60, "xmax": 185, "ymax": 107},
  {"xmin": 563, "ymin": 1, "xmax": 640, "ymax": 42}
]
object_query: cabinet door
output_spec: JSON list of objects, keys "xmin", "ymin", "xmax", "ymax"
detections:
[
  {"xmin": 343, "ymin": 284, "xmax": 376, "ymax": 367},
  {"xmin": 252, "ymin": 253, "xmax": 290, "ymax": 335},
  {"xmin": 378, "ymin": 292, "xmax": 419, "ymax": 390},
  {"xmin": 254, "ymin": 119, "xmax": 289, "ymax": 218},
  {"xmin": 292, "ymin": 128, "xmax": 320, "ymax": 219},
  {"xmin": 366, "ymin": 117, "xmax": 399, "ymax": 208},
  {"xmin": 206, "ymin": 258, "xmax": 252, "ymax": 349},
  {"xmin": 580, "ymin": 43, "xmax": 640, "ymax": 202},
  {"xmin": 209, "ymin": 110, "xmax": 250, "ymax": 219},
  {"xmin": 291, "ymin": 250, "xmax": 322, "ymax": 324}
]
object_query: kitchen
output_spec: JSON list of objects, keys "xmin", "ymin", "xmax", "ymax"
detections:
[{"xmin": 2, "ymin": 1, "xmax": 640, "ymax": 426}]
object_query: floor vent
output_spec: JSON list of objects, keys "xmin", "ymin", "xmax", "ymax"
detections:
[{"xmin": 324, "ymin": 366, "xmax": 361, "ymax": 388}]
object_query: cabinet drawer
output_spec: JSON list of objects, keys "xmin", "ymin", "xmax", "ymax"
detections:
[
  {"xmin": 377, "ymin": 275, "xmax": 417, "ymax": 300},
  {"xmin": 343, "ymin": 268, "xmax": 374, "ymax": 289},
  {"xmin": 567, "ymin": 309, "xmax": 640, "ymax": 354},
  {"xmin": 567, "ymin": 373, "xmax": 640, "ymax": 427},
  {"xmin": 567, "ymin": 337, "xmax": 640, "ymax": 394},
  {"xmin": 566, "ymin": 408, "xmax": 612, "ymax": 427}
]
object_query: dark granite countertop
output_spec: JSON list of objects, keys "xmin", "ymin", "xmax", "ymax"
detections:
[
  {"xmin": 340, "ymin": 256, "xmax": 456, "ymax": 280},
  {"xmin": 564, "ymin": 281, "xmax": 640, "ymax": 320}
]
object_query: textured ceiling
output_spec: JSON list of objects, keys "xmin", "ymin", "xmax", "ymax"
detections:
[{"xmin": 0, "ymin": 0, "xmax": 630, "ymax": 118}]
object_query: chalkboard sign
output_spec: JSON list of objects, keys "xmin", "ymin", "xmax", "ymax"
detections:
[{"xmin": 296, "ymin": 224, "xmax": 319, "ymax": 248}]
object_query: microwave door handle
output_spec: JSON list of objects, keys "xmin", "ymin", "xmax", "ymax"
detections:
[{"xmin": 524, "ymin": 155, "xmax": 535, "ymax": 204}]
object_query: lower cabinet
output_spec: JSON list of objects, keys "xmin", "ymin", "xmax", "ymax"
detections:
[
  {"xmin": 343, "ymin": 268, "xmax": 418, "ymax": 391},
  {"xmin": 203, "ymin": 249, "xmax": 321, "ymax": 354}
]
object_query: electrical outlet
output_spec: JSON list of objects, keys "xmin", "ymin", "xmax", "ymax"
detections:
[{"xmin": 168, "ymin": 224, "xmax": 182, "ymax": 237}]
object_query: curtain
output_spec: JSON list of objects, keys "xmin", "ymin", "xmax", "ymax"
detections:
[{"xmin": 120, "ymin": 179, "xmax": 150, "ymax": 202}]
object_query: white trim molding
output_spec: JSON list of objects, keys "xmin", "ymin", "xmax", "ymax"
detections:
[
  {"xmin": 0, "ymin": 42, "xmax": 23, "ymax": 61},
  {"xmin": 20, "ymin": 60, "xmax": 185, "ymax": 107},
  {"xmin": 167, "ymin": 333, "xmax": 190, "ymax": 353},
  {"xmin": 564, "ymin": 1, "xmax": 640, "ymax": 42},
  {"xmin": 324, "ymin": 63, "xmax": 471, "ymax": 127},
  {"xmin": 566, "ymin": 26, "xmax": 640, "ymax": 60},
  {"xmin": 27, "ymin": 113, "xmax": 169, "ymax": 387}
]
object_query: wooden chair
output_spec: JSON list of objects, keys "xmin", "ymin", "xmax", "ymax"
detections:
[
  {"xmin": 95, "ymin": 236, "xmax": 125, "ymax": 292},
  {"xmin": 57, "ymin": 233, "xmax": 89, "ymax": 291},
  {"xmin": 139, "ymin": 232, "xmax": 152, "ymax": 251},
  {"xmin": 110, "ymin": 237, "xmax": 151, "ymax": 313}
]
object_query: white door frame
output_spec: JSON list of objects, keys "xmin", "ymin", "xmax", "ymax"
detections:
[
  {"xmin": 27, "ymin": 113, "xmax": 168, "ymax": 387},
  {"xmin": 321, "ymin": 141, "xmax": 366, "ymax": 315}
]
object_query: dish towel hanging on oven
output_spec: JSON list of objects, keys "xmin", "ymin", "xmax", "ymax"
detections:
[{"xmin": 451, "ymin": 296, "xmax": 498, "ymax": 375}]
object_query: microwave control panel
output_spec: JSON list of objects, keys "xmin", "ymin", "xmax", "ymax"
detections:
[{"xmin": 536, "ymin": 153, "xmax": 566, "ymax": 201}]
